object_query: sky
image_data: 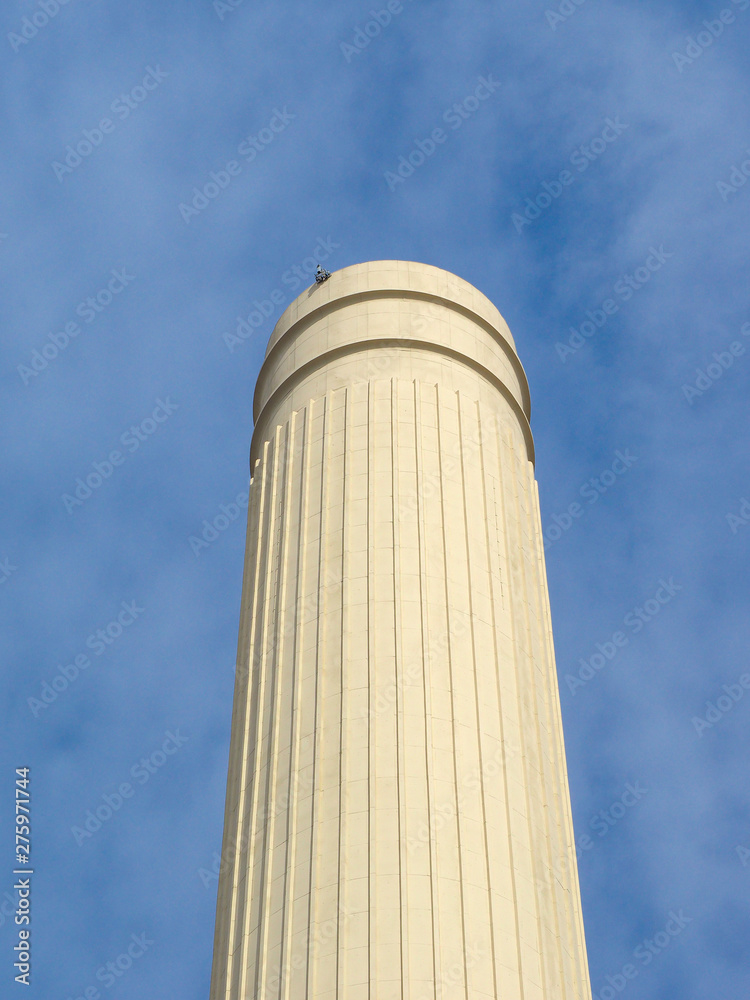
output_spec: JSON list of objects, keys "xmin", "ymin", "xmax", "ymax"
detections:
[{"xmin": 1, "ymin": 0, "xmax": 749, "ymax": 997}]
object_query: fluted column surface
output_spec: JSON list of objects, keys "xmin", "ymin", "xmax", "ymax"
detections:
[{"xmin": 209, "ymin": 262, "xmax": 592, "ymax": 1000}]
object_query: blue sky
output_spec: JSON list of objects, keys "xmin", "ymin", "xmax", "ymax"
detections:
[{"xmin": 1, "ymin": 0, "xmax": 749, "ymax": 997}]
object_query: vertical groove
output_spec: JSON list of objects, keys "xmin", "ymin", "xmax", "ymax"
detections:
[
  {"xmin": 510, "ymin": 436, "xmax": 548, "ymax": 998},
  {"xmin": 463, "ymin": 397, "xmax": 500, "ymax": 997},
  {"xmin": 521, "ymin": 460, "xmax": 570, "ymax": 999},
  {"xmin": 338, "ymin": 382, "xmax": 368, "ymax": 996},
  {"xmin": 414, "ymin": 380, "xmax": 439, "ymax": 997},
  {"xmin": 434, "ymin": 386, "xmax": 469, "ymax": 996},
  {"xmin": 281, "ymin": 406, "xmax": 309, "ymax": 1000},
  {"xmin": 258, "ymin": 419, "xmax": 296, "ymax": 996},
  {"xmin": 210, "ymin": 461, "xmax": 263, "ymax": 1000},
  {"xmin": 305, "ymin": 396, "xmax": 328, "ymax": 998},
  {"xmin": 493, "ymin": 421, "xmax": 529, "ymax": 999},
  {"xmin": 481, "ymin": 414, "xmax": 525, "ymax": 1000},
  {"xmin": 251, "ymin": 423, "xmax": 289, "ymax": 1000},
  {"xmin": 294, "ymin": 395, "xmax": 324, "ymax": 998},
  {"xmin": 391, "ymin": 377, "xmax": 407, "ymax": 999},
  {"xmin": 336, "ymin": 388, "xmax": 348, "ymax": 998},
  {"xmin": 309, "ymin": 388, "xmax": 346, "ymax": 994},
  {"xmin": 506, "ymin": 421, "xmax": 548, "ymax": 999},
  {"xmin": 230, "ymin": 436, "xmax": 276, "ymax": 1000},
  {"xmin": 267, "ymin": 411, "xmax": 303, "ymax": 996},
  {"xmin": 511, "ymin": 444, "xmax": 563, "ymax": 999},
  {"xmin": 366, "ymin": 380, "xmax": 373, "ymax": 1000},
  {"xmin": 367, "ymin": 381, "xmax": 375, "ymax": 996},
  {"xmin": 227, "ymin": 436, "xmax": 268, "ymax": 996},
  {"xmin": 456, "ymin": 394, "xmax": 496, "ymax": 995}
]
